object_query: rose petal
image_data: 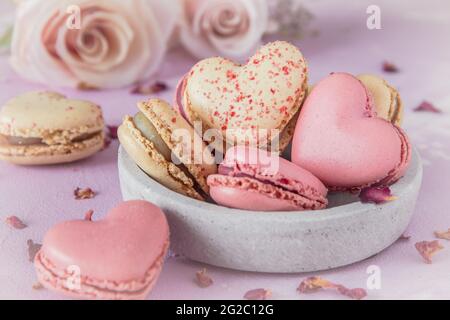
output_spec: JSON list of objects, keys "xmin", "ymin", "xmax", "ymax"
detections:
[
  {"xmin": 77, "ymin": 82, "xmax": 99, "ymax": 91},
  {"xmin": 244, "ymin": 288, "xmax": 272, "ymax": 300},
  {"xmin": 107, "ymin": 125, "xmax": 118, "ymax": 140},
  {"xmin": 359, "ymin": 186, "xmax": 397, "ymax": 204},
  {"xmin": 297, "ymin": 276, "xmax": 367, "ymax": 300},
  {"xmin": 32, "ymin": 282, "xmax": 44, "ymax": 290},
  {"xmin": 297, "ymin": 276, "xmax": 334, "ymax": 293},
  {"xmin": 5, "ymin": 215, "xmax": 27, "ymax": 229},
  {"xmin": 27, "ymin": 240, "xmax": 42, "ymax": 263},
  {"xmin": 131, "ymin": 82, "xmax": 168, "ymax": 95},
  {"xmin": 335, "ymin": 285, "xmax": 367, "ymax": 300},
  {"xmin": 399, "ymin": 234, "xmax": 411, "ymax": 241},
  {"xmin": 414, "ymin": 101, "xmax": 442, "ymax": 113},
  {"xmin": 74, "ymin": 187, "xmax": 96, "ymax": 200},
  {"xmin": 415, "ymin": 240, "xmax": 444, "ymax": 264},
  {"xmin": 195, "ymin": 268, "xmax": 213, "ymax": 288},
  {"xmin": 434, "ymin": 229, "xmax": 450, "ymax": 241},
  {"xmin": 84, "ymin": 210, "xmax": 94, "ymax": 221},
  {"xmin": 382, "ymin": 61, "xmax": 399, "ymax": 73},
  {"xmin": 103, "ymin": 137, "xmax": 112, "ymax": 150}
]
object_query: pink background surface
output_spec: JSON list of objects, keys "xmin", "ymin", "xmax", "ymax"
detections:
[{"xmin": 1, "ymin": 0, "xmax": 450, "ymax": 299}]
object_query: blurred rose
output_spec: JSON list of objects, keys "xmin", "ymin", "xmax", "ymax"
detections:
[
  {"xmin": 0, "ymin": 0, "xmax": 16, "ymax": 54},
  {"xmin": 179, "ymin": 0, "xmax": 268, "ymax": 60},
  {"xmin": 10, "ymin": 0, "xmax": 179, "ymax": 89}
]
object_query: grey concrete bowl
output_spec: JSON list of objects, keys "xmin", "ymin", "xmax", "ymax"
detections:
[{"xmin": 118, "ymin": 146, "xmax": 422, "ymax": 273}]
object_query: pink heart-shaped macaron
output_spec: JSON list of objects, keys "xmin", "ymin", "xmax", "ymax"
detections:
[
  {"xmin": 292, "ymin": 73, "xmax": 411, "ymax": 190},
  {"xmin": 34, "ymin": 200, "xmax": 169, "ymax": 300}
]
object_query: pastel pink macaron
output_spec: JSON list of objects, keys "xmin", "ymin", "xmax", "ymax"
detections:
[
  {"xmin": 207, "ymin": 146, "xmax": 328, "ymax": 211},
  {"xmin": 292, "ymin": 73, "xmax": 411, "ymax": 191},
  {"xmin": 34, "ymin": 200, "xmax": 169, "ymax": 300}
]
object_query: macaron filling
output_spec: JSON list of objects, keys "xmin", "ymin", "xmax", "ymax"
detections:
[{"xmin": 0, "ymin": 131, "xmax": 102, "ymax": 146}]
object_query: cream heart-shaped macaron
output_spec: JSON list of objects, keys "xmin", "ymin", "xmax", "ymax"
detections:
[
  {"xmin": 34, "ymin": 200, "xmax": 169, "ymax": 300},
  {"xmin": 292, "ymin": 73, "xmax": 411, "ymax": 190},
  {"xmin": 181, "ymin": 41, "xmax": 308, "ymax": 152}
]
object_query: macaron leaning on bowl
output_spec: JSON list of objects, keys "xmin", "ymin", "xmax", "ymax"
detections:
[
  {"xmin": 118, "ymin": 98, "xmax": 217, "ymax": 201},
  {"xmin": 0, "ymin": 91, "xmax": 105, "ymax": 165}
]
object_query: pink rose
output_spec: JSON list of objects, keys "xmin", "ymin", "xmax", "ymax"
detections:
[
  {"xmin": 179, "ymin": 0, "xmax": 268, "ymax": 60},
  {"xmin": 10, "ymin": 0, "xmax": 179, "ymax": 89}
]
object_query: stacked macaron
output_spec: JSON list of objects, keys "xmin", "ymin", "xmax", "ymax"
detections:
[
  {"xmin": 34, "ymin": 200, "xmax": 169, "ymax": 300},
  {"xmin": 0, "ymin": 91, "xmax": 105, "ymax": 165},
  {"xmin": 121, "ymin": 41, "xmax": 411, "ymax": 211}
]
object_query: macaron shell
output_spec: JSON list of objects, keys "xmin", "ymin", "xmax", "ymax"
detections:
[
  {"xmin": 209, "ymin": 183, "xmax": 301, "ymax": 211},
  {"xmin": 34, "ymin": 200, "xmax": 169, "ymax": 300},
  {"xmin": 224, "ymin": 146, "xmax": 328, "ymax": 196},
  {"xmin": 137, "ymin": 99, "xmax": 217, "ymax": 194},
  {"xmin": 184, "ymin": 41, "xmax": 308, "ymax": 148},
  {"xmin": 118, "ymin": 117, "xmax": 203, "ymax": 201},
  {"xmin": 357, "ymin": 74, "xmax": 403, "ymax": 126},
  {"xmin": 292, "ymin": 73, "xmax": 410, "ymax": 189},
  {"xmin": 0, "ymin": 132, "xmax": 104, "ymax": 165},
  {"xmin": 0, "ymin": 91, "xmax": 104, "ymax": 138},
  {"xmin": 208, "ymin": 174, "xmax": 326, "ymax": 211}
]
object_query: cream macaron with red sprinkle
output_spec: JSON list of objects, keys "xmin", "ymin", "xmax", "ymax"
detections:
[
  {"xmin": 177, "ymin": 41, "xmax": 309, "ymax": 153},
  {"xmin": 0, "ymin": 91, "xmax": 105, "ymax": 165}
]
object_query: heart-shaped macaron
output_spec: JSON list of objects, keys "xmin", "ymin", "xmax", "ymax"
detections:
[
  {"xmin": 292, "ymin": 73, "xmax": 411, "ymax": 190},
  {"xmin": 181, "ymin": 41, "xmax": 308, "ymax": 151},
  {"xmin": 34, "ymin": 201, "xmax": 169, "ymax": 300}
]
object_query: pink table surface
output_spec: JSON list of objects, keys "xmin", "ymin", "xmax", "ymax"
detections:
[{"xmin": 1, "ymin": 0, "xmax": 450, "ymax": 300}]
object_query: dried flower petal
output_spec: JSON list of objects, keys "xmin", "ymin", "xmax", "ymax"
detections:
[
  {"xmin": 74, "ymin": 187, "xmax": 96, "ymax": 200},
  {"xmin": 195, "ymin": 268, "xmax": 213, "ymax": 288},
  {"xmin": 414, "ymin": 101, "xmax": 441, "ymax": 113},
  {"xmin": 298, "ymin": 276, "xmax": 367, "ymax": 300},
  {"xmin": 107, "ymin": 125, "xmax": 118, "ymax": 140},
  {"xmin": 434, "ymin": 229, "xmax": 450, "ymax": 240},
  {"xmin": 335, "ymin": 285, "xmax": 367, "ymax": 300},
  {"xmin": 399, "ymin": 234, "xmax": 411, "ymax": 241},
  {"xmin": 297, "ymin": 276, "xmax": 334, "ymax": 293},
  {"xmin": 359, "ymin": 186, "xmax": 397, "ymax": 204},
  {"xmin": 244, "ymin": 288, "xmax": 272, "ymax": 300},
  {"xmin": 103, "ymin": 137, "xmax": 112, "ymax": 150},
  {"xmin": 27, "ymin": 240, "xmax": 42, "ymax": 262},
  {"xmin": 77, "ymin": 82, "xmax": 99, "ymax": 91},
  {"xmin": 5, "ymin": 215, "xmax": 27, "ymax": 229},
  {"xmin": 131, "ymin": 82, "xmax": 168, "ymax": 95},
  {"xmin": 382, "ymin": 61, "xmax": 399, "ymax": 73},
  {"xmin": 32, "ymin": 282, "xmax": 44, "ymax": 290},
  {"xmin": 415, "ymin": 240, "xmax": 444, "ymax": 264},
  {"xmin": 84, "ymin": 210, "xmax": 94, "ymax": 221}
]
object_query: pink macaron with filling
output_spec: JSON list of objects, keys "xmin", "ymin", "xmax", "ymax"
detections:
[
  {"xmin": 291, "ymin": 73, "xmax": 411, "ymax": 191},
  {"xmin": 34, "ymin": 200, "xmax": 169, "ymax": 300},
  {"xmin": 207, "ymin": 146, "xmax": 328, "ymax": 211}
]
